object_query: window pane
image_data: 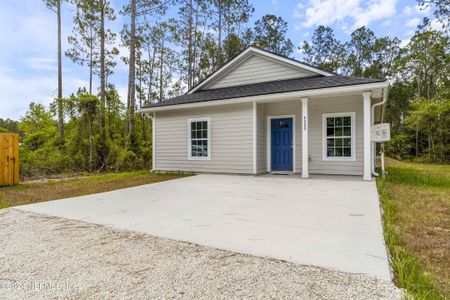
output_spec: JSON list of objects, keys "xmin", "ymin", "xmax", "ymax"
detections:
[
  {"xmin": 324, "ymin": 115, "xmax": 352, "ymax": 159},
  {"xmin": 327, "ymin": 147, "xmax": 335, "ymax": 157},
  {"xmin": 327, "ymin": 128, "xmax": 334, "ymax": 137},
  {"xmin": 191, "ymin": 140, "xmax": 198, "ymax": 156},
  {"xmin": 279, "ymin": 121, "xmax": 289, "ymax": 128},
  {"xmin": 344, "ymin": 126, "xmax": 351, "ymax": 136},
  {"xmin": 343, "ymin": 147, "xmax": 351, "ymax": 157},
  {"xmin": 190, "ymin": 120, "xmax": 209, "ymax": 157},
  {"xmin": 327, "ymin": 117, "xmax": 334, "ymax": 127},
  {"xmin": 202, "ymin": 140, "xmax": 208, "ymax": 156},
  {"xmin": 343, "ymin": 116, "xmax": 351, "ymax": 126}
]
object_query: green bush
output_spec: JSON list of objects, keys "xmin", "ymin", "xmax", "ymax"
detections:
[{"xmin": 385, "ymin": 134, "xmax": 412, "ymax": 159}]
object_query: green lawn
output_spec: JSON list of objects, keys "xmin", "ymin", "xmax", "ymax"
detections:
[
  {"xmin": 0, "ymin": 171, "xmax": 188, "ymax": 209},
  {"xmin": 377, "ymin": 158, "xmax": 450, "ymax": 299}
]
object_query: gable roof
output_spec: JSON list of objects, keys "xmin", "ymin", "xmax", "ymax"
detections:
[
  {"xmin": 143, "ymin": 75, "xmax": 384, "ymax": 109},
  {"xmin": 188, "ymin": 46, "xmax": 334, "ymax": 94}
]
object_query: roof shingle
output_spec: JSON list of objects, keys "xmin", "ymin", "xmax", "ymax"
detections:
[{"xmin": 143, "ymin": 75, "xmax": 383, "ymax": 108}]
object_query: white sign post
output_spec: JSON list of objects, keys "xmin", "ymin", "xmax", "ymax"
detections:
[{"xmin": 371, "ymin": 123, "xmax": 391, "ymax": 178}]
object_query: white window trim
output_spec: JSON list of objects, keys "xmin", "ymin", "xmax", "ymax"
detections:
[
  {"xmin": 187, "ymin": 117, "xmax": 211, "ymax": 160},
  {"xmin": 266, "ymin": 115, "xmax": 296, "ymax": 172},
  {"xmin": 322, "ymin": 112, "xmax": 356, "ymax": 162}
]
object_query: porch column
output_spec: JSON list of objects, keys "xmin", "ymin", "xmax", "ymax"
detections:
[
  {"xmin": 301, "ymin": 98, "xmax": 309, "ymax": 178},
  {"xmin": 363, "ymin": 92, "xmax": 372, "ymax": 181}
]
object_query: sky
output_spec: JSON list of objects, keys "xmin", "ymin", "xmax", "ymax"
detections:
[{"xmin": 0, "ymin": 0, "xmax": 438, "ymax": 120}]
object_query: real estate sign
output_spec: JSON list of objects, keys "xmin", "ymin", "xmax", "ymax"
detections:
[{"xmin": 371, "ymin": 123, "xmax": 391, "ymax": 142}]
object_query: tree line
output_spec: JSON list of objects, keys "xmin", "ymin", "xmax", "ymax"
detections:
[{"xmin": 0, "ymin": 0, "xmax": 448, "ymax": 178}]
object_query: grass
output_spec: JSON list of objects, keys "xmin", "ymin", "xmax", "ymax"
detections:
[
  {"xmin": 0, "ymin": 170, "xmax": 189, "ymax": 209},
  {"xmin": 377, "ymin": 158, "xmax": 450, "ymax": 299}
]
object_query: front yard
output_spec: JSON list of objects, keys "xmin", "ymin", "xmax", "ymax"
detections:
[
  {"xmin": 0, "ymin": 171, "xmax": 187, "ymax": 209},
  {"xmin": 377, "ymin": 158, "xmax": 450, "ymax": 299}
]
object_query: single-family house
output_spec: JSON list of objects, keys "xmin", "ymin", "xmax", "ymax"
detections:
[{"xmin": 139, "ymin": 46, "xmax": 388, "ymax": 180}]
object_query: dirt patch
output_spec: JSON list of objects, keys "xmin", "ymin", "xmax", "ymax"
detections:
[{"xmin": 0, "ymin": 172, "xmax": 186, "ymax": 208}]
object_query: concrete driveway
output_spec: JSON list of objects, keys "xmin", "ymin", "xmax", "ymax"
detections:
[{"xmin": 18, "ymin": 174, "xmax": 391, "ymax": 280}]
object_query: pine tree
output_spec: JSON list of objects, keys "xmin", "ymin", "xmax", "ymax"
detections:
[
  {"xmin": 43, "ymin": 0, "xmax": 65, "ymax": 140},
  {"xmin": 252, "ymin": 15, "xmax": 293, "ymax": 56}
]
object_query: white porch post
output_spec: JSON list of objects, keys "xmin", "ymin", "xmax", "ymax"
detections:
[
  {"xmin": 252, "ymin": 100, "xmax": 257, "ymax": 174},
  {"xmin": 301, "ymin": 98, "xmax": 309, "ymax": 178},
  {"xmin": 363, "ymin": 92, "xmax": 372, "ymax": 181}
]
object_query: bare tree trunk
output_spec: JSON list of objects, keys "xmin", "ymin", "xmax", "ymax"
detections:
[
  {"xmin": 147, "ymin": 43, "xmax": 156, "ymax": 103},
  {"xmin": 100, "ymin": 0, "xmax": 107, "ymax": 135},
  {"xmin": 88, "ymin": 118, "xmax": 93, "ymax": 172},
  {"xmin": 416, "ymin": 123, "xmax": 419, "ymax": 157},
  {"xmin": 159, "ymin": 40, "xmax": 164, "ymax": 102},
  {"xmin": 187, "ymin": 0, "xmax": 193, "ymax": 89},
  {"xmin": 192, "ymin": 5, "xmax": 199, "ymax": 88},
  {"xmin": 138, "ymin": 51, "xmax": 143, "ymax": 107},
  {"xmin": 428, "ymin": 131, "xmax": 431, "ymax": 160},
  {"xmin": 126, "ymin": 0, "xmax": 137, "ymax": 136},
  {"xmin": 89, "ymin": 28, "xmax": 93, "ymax": 94},
  {"xmin": 57, "ymin": 0, "xmax": 64, "ymax": 140},
  {"xmin": 217, "ymin": 0, "xmax": 222, "ymax": 69}
]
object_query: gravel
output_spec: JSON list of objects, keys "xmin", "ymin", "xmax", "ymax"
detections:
[{"xmin": 0, "ymin": 208, "xmax": 403, "ymax": 299}]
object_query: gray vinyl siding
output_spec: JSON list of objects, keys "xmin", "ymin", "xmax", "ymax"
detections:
[
  {"xmin": 308, "ymin": 94, "xmax": 364, "ymax": 176},
  {"xmin": 265, "ymin": 101, "xmax": 303, "ymax": 173},
  {"xmin": 205, "ymin": 54, "xmax": 315, "ymax": 89},
  {"xmin": 256, "ymin": 103, "xmax": 267, "ymax": 173},
  {"xmin": 155, "ymin": 103, "xmax": 253, "ymax": 174}
]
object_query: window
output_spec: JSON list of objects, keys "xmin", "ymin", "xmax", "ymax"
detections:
[
  {"xmin": 188, "ymin": 118, "xmax": 211, "ymax": 160},
  {"xmin": 275, "ymin": 120, "xmax": 290, "ymax": 128},
  {"xmin": 322, "ymin": 112, "xmax": 355, "ymax": 161}
]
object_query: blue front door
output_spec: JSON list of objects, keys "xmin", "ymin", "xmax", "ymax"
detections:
[{"xmin": 271, "ymin": 118, "xmax": 293, "ymax": 171}]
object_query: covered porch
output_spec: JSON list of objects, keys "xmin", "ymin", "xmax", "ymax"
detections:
[{"xmin": 252, "ymin": 87, "xmax": 386, "ymax": 181}]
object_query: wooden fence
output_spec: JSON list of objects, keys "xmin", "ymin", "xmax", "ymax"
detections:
[{"xmin": 0, "ymin": 133, "xmax": 19, "ymax": 185}]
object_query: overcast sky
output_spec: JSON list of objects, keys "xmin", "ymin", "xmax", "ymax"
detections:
[{"xmin": 0, "ymin": 0, "xmax": 437, "ymax": 120}]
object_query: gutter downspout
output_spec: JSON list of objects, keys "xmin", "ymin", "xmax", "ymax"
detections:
[{"xmin": 371, "ymin": 86, "xmax": 388, "ymax": 176}]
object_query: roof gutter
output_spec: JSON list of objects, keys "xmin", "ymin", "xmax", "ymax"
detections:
[
  {"xmin": 138, "ymin": 81, "xmax": 389, "ymax": 113},
  {"xmin": 371, "ymin": 85, "xmax": 389, "ymax": 177}
]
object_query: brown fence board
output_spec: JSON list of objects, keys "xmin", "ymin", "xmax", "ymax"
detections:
[
  {"xmin": 0, "ymin": 133, "xmax": 19, "ymax": 185},
  {"xmin": 0, "ymin": 136, "xmax": 4, "ymax": 184}
]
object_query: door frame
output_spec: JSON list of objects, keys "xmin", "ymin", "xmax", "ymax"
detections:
[{"xmin": 266, "ymin": 115, "xmax": 296, "ymax": 172}]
